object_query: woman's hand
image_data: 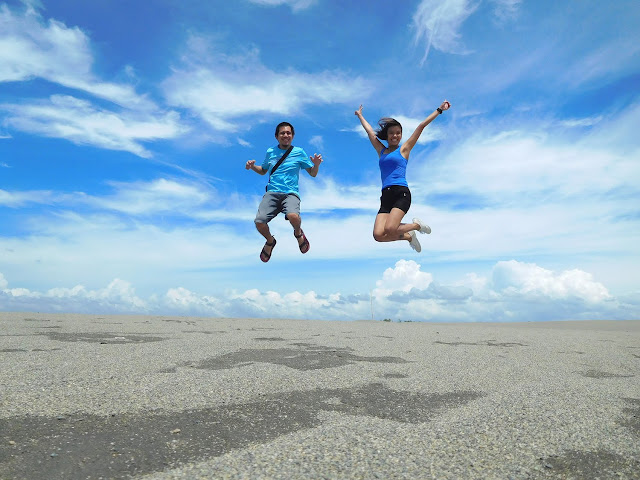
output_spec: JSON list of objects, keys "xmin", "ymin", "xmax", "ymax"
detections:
[{"xmin": 355, "ymin": 104, "xmax": 363, "ymax": 117}]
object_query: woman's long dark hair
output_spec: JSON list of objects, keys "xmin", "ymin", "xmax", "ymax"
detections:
[{"xmin": 375, "ymin": 118, "xmax": 402, "ymax": 140}]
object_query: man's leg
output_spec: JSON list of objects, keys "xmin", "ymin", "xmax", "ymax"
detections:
[
  {"xmin": 255, "ymin": 222, "xmax": 275, "ymax": 243},
  {"xmin": 282, "ymin": 195, "xmax": 309, "ymax": 253},
  {"xmin": 255, "ymin": 193, "xmax": 282, "ymax": 260}
]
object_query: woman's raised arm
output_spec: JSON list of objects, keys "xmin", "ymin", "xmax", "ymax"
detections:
[{"xmin": 355, "ymin": 105, "xmax": 385, "ymax": 156}]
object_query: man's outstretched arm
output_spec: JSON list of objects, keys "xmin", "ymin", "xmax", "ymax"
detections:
[
  {"xmin": 245, "ymin": 159, "xmax": 267, "ymax": 175},
  {"xmin": 306, "ymin": 153, "xmax": 323, "ymax": 177}
]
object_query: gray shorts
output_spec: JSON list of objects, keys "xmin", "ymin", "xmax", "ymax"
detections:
[{"xmin": 255, "ymin": 192, "xmax": 301, "ymax": 224}]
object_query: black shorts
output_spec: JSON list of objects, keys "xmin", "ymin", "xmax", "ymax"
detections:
[{"xmin": 378, "ymin": 185, "xmax": 411, "ymax": 214}]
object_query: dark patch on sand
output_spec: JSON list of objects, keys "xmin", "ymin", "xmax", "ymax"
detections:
[
  {"xmin": 381, "ymin": 373, "xmax": 409, "ymax": 379},
  {"xmin": 36, "ymin": 332, "xmax": 166, "ymax": 345},
  {"xmin": 254, "ymin": 337, "xmax": 286, "ymax": 341},
  {"xmin": 0, "ymin": 383, "xmax": 482, "ymax": 480},
  {"xmin": 183, "ymin": 330, "xmax": 226, "ymax": 335},
  {"xmin": 0, "ymin": 348, "xmax": 28, "ymax": 353},
  {"xmin": 185, "ymin": 345, "xmax": 409, "ymax": 371},
  {"xmin": 435, "ymin": 340, "xmax": 528, "ymax": 348},
  {"xmin": 163, "ymin": 319, "xmax": 197, "ymax": 326},
  {"xmin": 619, "ymin": 398, "xmax": 640, "ymax": 436},
  {"xmin": 577, "ymin": 369, "xmax": 635, "ymax": 379},
  {"xmin": 536, "ymin": 449, "xmax": 640, "ymax": 479}
]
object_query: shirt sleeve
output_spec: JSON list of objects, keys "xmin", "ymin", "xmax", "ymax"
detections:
[
  {"xmin": 261, "ymin": 149, "xmax": 272, "ymax": 171},
  {"xmin": 298, "ymin": 148, "xmax": 314, "ymax": 169}
]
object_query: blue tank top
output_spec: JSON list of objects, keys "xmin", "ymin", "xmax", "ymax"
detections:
[{"xmin": 379, "ymin": 147, "xmax": 408, "ymax": 188}]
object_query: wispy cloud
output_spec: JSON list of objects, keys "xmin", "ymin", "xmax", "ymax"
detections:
[
  {"xmin": 412, "ymin": 0, "xmax": 477, "ymax": 65},
  {"xmin": 0, "ymin": 3, "xmax": 154, "ymax": 109},
  {"xmin": 558, "ymin": 116, "xmax": 603, "ymax": 128},
  {"xmin": 246, "ymin": 0, "xmax": 317, "ymax": 12},
  {"xmin": 490, "ymin": 0, "xmax": 522, "ymax": 22},
  {"xmin": 0, "ymin": 188, "xmax": 56, "ymax": 207},
  {"xmin": 346, "ymin": 114, "xmax": 443, "ymax": 145},
  {"xmin": 87, "ymin": 178, "xmax": 213, "ymax": 216},
  {"xmin": 1, "ymin": 95, "xmax": 185, "ymax": 157},
  {"xmin": 163, "ymin": 36, "xmax": 370, "ymax": 134}
]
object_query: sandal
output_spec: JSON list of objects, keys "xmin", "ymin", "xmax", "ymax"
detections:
[
  {"xmin": 260, "ymin": 237, "xmax": 276, "ymax": 262},
  {"xmin": 294, "ymin": 230, "xmax": 310, "ymax": 254}
]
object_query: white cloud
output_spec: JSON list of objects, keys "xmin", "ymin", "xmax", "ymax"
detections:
[
  {"xmin": 374, "ymin": 260, "xmax": 433, "ymax": 297},
  {"xmin": 491, "ymin": 260, "xmax": 610, "ymax": 303},
  {"xmin": 246, "ymin": 0, "xmax": 317, "ymax": 12},
  {"xmin": 1, "ymin": 95, "xmax": 185, "ymax": 158},
  {"xmin": 561, "ymin": 37, "xmax": 640, "ymax": 89},
  {"xmin": 163, "ymin": 36, "xmax": 370, "ymax": 134},
  {"xmin": 308, "ymin": 135, "xmax": 324, "ymax": 152},
  {"xmin": 1, "ymin": 260, "xmax": 636, "ymax": 321},
  {"xmin": 346, "ymin": 114, "xmax": 443, "ymax": 145},
  {"xmin": 413, "ymin": 0, "xmax": 477, "ymax": 65},
  {"xmin": 559, "ymin": 116, "xmax": 603, "ymax": 128},
  {"xmin": 0, "ymin": 188, "xmax": 56, "ymax": 207},
  {"xmin": 419, "ymin": 107, "xmax": 640, "ymax": 203},
  {"xmin": 490, "ymin": 0, "xmax": 521, "ymax": 22},
  {"xmin": 0, "ymin": 4, "xmax": 154, "ymax": 109},
  {"xmin": 88, "ymin": 178, "xmax": 212, "ymax": 216}
]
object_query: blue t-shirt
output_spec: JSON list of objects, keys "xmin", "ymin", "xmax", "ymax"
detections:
[
  {"xmin": 379, "ymin": 147, "xmax": 408, "ymax": 188},
  {"xmin": 262, "ymin": 146, "xmax": 313, "ymax": 195}
]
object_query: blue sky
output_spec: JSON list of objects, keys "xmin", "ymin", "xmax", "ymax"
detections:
[{"xmin": 1, "ymin": 0, "xmax": 639, "ymax": 322}]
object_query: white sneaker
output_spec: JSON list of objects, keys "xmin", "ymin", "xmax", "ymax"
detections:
[
  {"xmin": 409, "ymin": 231, "xmax": 422, "ymax": 252},
  {"xmin": 413, "ymin": 218, "xmax": 431, "ymax": 234}
]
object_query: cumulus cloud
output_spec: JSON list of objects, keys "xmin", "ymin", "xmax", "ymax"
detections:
[
  {"xmin": 4, "ymin": 260, "xmax": 632, "ymax": 322},
  {"xmin": 491, "ymin": 260, "xmax": 610, "ymax": 302},
  {"xmin": 1, "ymin": 278, "xmax": 147, "ymax": 314},
  {"xmin": 374, "ymin": 260, "xmax": 433, "ymax": 297}
]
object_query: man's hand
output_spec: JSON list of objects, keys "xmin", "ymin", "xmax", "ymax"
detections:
[
  {"xmin": 355, "ymin": 105, "xmax": 363, "ymax": 117},
  {"xmin": 310, "ymin": 153, "xmax": 323, "ymax": 167},
  {"xmin": 245, "ymin": 159, "xmax": 256, "ymax": 170}
]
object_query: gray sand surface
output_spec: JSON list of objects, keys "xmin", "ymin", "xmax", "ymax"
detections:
[{"xmin": 1, "ymin": 312, "xmax": 638, "ymax": 479}]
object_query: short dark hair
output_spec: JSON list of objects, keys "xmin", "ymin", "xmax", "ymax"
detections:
[
  {"xmin": 376, "ymin": 118, "xmax": 402, "ymax": 141},
  {"xmin": 275, "ymin": 122, "xmax": 295, "ymax": 137}
]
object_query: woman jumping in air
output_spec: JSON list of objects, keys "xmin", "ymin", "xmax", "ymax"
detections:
[{"xmin": 355, "ymin": 100, "xmax": 451, "ymax": 252}]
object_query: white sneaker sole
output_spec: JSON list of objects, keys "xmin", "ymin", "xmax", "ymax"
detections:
[
  {"xmin": 409, "ymin": 231, "xmax": 422, "ymax": 252},
  {"xmin": 413, "ymin": 218, "xmax": 431, "ymax": 234}
]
